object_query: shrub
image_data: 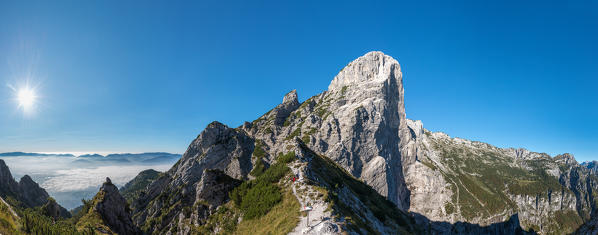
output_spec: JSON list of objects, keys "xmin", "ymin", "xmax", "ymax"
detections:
[
  {"xmin": 285, "ymin": 128, "xmax": 301, "ymax": 140},
  {"xmin": 252, "ymin": 140, "xmax": 266, "ymax": 159},
  {"xmin": 250, "ymin": 158, "xmax": 266, "ymax": 177},
  {"xmin": 256, "ymin": 162, "xmax": 290, "ymax": 184},
  {"xmin": 229, "ymin": 152, "xmax": 296, "ymax": 220},
  {"xmin": 239, "ymin": 182, "xmax": 282, "ymax": 220},
  {"xmin": 277, "ymin": 152, "xmax": 296, "ymax": 164}
]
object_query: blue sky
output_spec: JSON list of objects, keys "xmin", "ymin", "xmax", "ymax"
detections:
[{"xmin": 0, "ymin": 1, "xmax": 596, "ymax": 161}]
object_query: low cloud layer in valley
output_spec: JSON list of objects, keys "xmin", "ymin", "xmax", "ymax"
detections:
[{"xmin": 0, "ymin": 153, "xmax": 179, "ymax": 209}]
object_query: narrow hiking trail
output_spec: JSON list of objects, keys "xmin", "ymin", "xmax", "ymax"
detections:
[{"xmin": 288, "ymin": 162, "xmax": 341, "ymax": 235}]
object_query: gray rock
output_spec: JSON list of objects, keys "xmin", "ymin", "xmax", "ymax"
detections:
[
  {"xmin": 0, "ymin": 159, "xmax": 19, "ymax": 199},
  {"xmin": 18, "ymin": 175, "xmax": 50, "ymax": 207},
  {"xmin": 195, "ymin": 169, "xmax": 241, "ymax": 211},
  {"xmin": 133, "ymin": 121, "xmax": 254, "ymax": 234},
  {"xmin": 0, "ymin": 160, "xmax": 69, "ymax": 215},
  {"xmin": 582, "ymin": 161, "xmax": 598, "ymax": 175},
  {"xmin": 190, "ymin": 169, "xmax": 241, "ymax": 226},
  {"xmin": 41, "ymin": 197, "xmax": 71, "ymax": 220},
  {"xmin": 94, "ymin": 178, "xmax": 141, "ymax": 235}
]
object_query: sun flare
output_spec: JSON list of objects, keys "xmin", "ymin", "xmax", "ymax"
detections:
[{"xmin": 17, "ymin": 87, "xmax": 37, "ymax": 110}]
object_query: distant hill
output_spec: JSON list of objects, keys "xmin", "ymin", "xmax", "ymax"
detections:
[
  {"xmin": 0, "ymin": 152, "xmax": 74, "ymax": 157},
  {"xmin": 72, "ymin": 152, "xmax": 181, "ymax": 166}
]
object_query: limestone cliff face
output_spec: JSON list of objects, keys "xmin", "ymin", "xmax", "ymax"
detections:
[{"xmin": 247, "ymin": 51, "xmax": 411, "ymax": 210}]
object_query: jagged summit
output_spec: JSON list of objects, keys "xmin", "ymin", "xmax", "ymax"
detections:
[
  {"xmin": 282, "ymin": 89, "xmax": 299, "ymax": 105},
  {"xmin": 76, "ymin": 177, "xmax": 140, "ymax": 234},
  {"xmin": 328, "ymin": 51, "xmax": 401, "ymax": 92}
]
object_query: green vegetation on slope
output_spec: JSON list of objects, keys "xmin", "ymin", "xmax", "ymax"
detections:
[
  {"xmin": 230, "ymin": 152, "xmax": 296, "ymax": 220},
  {"xmin": 233, "ymin": 190, "xmax": 300, "ymax": 235},
  {"xmin": 0, "ymin": 197, "xmax": 19, "ymax": 234},
  {"xmin": 427, "ymin": 138, "xmax": 586, "ymax": 233},
  {"xmin": 192, "ymin": 151, "xmax": 299, "ymax": 234},
  {"xmin": 0, "ymin": 195, "xmax": 97, "ymax": 235},
  {"xmin": 75, "ymin": 191, "xmax": 114, "ymax": 234},
  {"xmin": 120, "ymin": 169, "xmax": 161, "ymax": 206},
  {"xmin": 430, "ymin": 141, "xmax": 569, "ymax": 220}
]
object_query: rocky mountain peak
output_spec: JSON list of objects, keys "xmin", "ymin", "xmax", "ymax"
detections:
[
  {"xmin": 275, "ymin": 51, "xmax": 410, "ymax": 209},
  {"xmin": 41, "ymin": 197, "xmax": 70, "ymax": 220},
  {"xmin": 555, "ymin": 153, "xmax": 577, "ymax": 165},
  {"xmin": 18, "ymin": 174, "xmax": 51, "ymax": 208},
  {"xmin": 93, "ymin": 177, "xmax": 140, "ymax": 234},
  {"xmin": 0, "ymin": 159, "xmax": 18, "ymax": 196},
  {"xmin": 99, "ymin": 177, "xmax": 118, "ymax": 195},
  {"xmin": 282, "ymin": 89, "xmax": 299, "ymax": 105},
  {"xmin": 328, "ymin": 51, "xmax": 401, "ymax": 92},
  {"xmin": 269, "ymin": 89, "xmax": 301, "ymax": 126}
]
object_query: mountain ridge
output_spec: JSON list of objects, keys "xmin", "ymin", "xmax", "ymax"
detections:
[{"xmin": 121, "ymin": 51, "xmax": 597, "ymax": 234}]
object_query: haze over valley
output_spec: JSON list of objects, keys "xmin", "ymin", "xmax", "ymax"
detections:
[{"xmin": 0, "ymin": 152, "xmax": 179, "ymax": 209}]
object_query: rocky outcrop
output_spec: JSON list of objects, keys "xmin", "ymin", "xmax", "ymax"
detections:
[
  {"xmin": 41, "ymin": 197, "xmax": 71, "ymax": 220},
  {"xmin": 583, "ymin": 161, "xmax": 598, "ymax": 175},
  {"xmin": 273, "ymin": 89, "xmax": 300, "ymax": 126},
  {"xmin": 18, "ymin": 175, "xmax": 50, "ymax": 208},
  {"xmin": 168, "ymin": 121, "xmax": 253, "ymax": 186},
  {"xmin": 132, "ymin": 121, "xmax": 254, "ymax": 234},
  {"xmin": 0, "ymin": 160, "xmax": 19, "ymax": 198},
  {"xmin": 93, "ymin": 178, "xmax": 140, "ymax": 235},
  {"xmin": 0, "ymin": 159, "xmax": 70, "ymax": 216},
  {"xmin": 189, "ymin": 169, "xmax": 241, "ymax": 227},
  {"xmin": 194, "ymin": 169, "xmax": 241, "ymax": 211}
]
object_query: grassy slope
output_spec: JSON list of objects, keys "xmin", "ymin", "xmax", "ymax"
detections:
[
  {"xmin": 233, "ymin": 191, "xmax": 300, "ymax": 235},
  {"xmin": 0, "ymin": 197, "xmax": 20, "ymax": 234}
]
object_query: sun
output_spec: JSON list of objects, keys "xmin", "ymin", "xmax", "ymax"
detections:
[{"xmin": 17, "ymin": 87, "xmax": 37, "ymax": 110}]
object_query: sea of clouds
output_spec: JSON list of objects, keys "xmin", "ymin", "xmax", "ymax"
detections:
[{"xmin": 0, "ymin": 155, "xmax": 175, "ymax": 209}]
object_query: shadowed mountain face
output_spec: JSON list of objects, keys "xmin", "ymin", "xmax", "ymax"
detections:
[
  {"xmin": 119, "ymin": 51, "xmax": 597, "ymax": 234},
  {"xmin": 0, "ymin": 159, "xmax": 71, "ymax": 233},
  {"xmin": 0, "ymin": 159, "xmax": 69, "ymax": 214}
]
